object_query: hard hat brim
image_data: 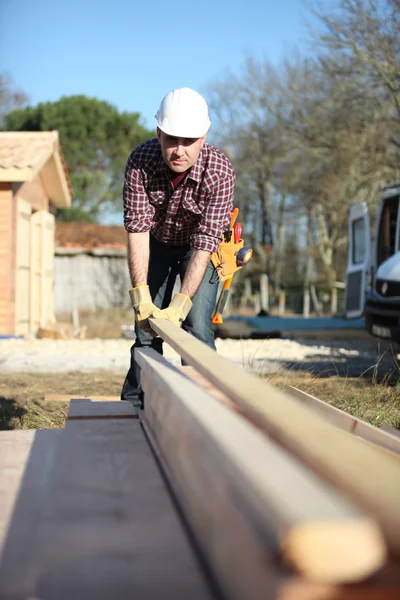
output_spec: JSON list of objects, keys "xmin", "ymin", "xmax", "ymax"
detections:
[{"xmin": 155, "ymin": 115, "xmax": 211, "ymax": 139}]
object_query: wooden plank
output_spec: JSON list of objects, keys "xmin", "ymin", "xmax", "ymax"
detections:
[
  {"xmin": 180, "ymin": 366, "xmax": 270, "ymax": 433},
  {"xmin": 14, "ymin": 418, "xmax": 215, "ymax": 600},
  {"xmin": 381, "ymin": 424, "xmax": 400, "ymax": 439},
  {"xmin": 0, "ymin": 429, "xmax": 62, "ymax": 597},
  {"xmin": 288, "ymin": 386, "xmax": 400, "ymax": 456},
  {"xmin": 44, "ymin": 394, "xmax": 120, "ymax": 402},
  {"xmin": 0, "ymin": 430, "xmax": 36, "ymax": 552},
  {"xmin": 149, "ymin": 319, "xmax": 400, "ymax": 559},
  {"xmin": 179, "ymin": 365, "xmax": 241, "ymax": 410},
  {"xmin": 137, "ymin": 348, "xmax": 385, "ymax": 589},
  {"xmin": 67, "ymin": 399, "xmax": 137, "ymax": 420},
  {"xmin": 141, "ymin": 425, "xmax": 400, "ymax": 600}
]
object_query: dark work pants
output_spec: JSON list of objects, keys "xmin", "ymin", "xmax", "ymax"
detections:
[{"xmin": 120, "ymin": 236, "xmax": 219, "ymax": 409}]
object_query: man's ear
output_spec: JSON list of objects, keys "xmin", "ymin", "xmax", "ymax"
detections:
[
  {"xmin": 200, "ymin": 132, "xmax": 208, "ymax": 148},
  {"xmin": 156, "ymin": 127, "xmax": 161, "ymax": 143}
]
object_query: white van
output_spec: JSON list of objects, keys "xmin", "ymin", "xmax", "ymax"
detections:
[{"xmin": 345, "ymin": 182, "xmax": 400, "ymax": 343}]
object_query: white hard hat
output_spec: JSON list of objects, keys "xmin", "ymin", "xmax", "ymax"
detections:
[{"xmin": 155, "ymin": 87, "xmax": 211, "ymax": 138}]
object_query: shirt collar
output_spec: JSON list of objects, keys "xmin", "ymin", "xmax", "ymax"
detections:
[
  {"xmin": 187, "ymin": 145, "xmax": 207, "ymax": 182},
  {"xmin": 156, "ymin": 144, "xmax": 207, "ymax": 183}
]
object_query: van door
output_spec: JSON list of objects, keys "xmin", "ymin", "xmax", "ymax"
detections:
[{"xmin": 344, "ymin": 202, "xmax": 370, "ymax": 318}]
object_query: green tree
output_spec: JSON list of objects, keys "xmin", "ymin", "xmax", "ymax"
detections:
[{"xmin": 5, "ymin": 95, "xmax": 154, "ymax": 221}]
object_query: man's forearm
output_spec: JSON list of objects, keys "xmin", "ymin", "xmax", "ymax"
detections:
[
  {"xmin": 180, "ymin": 249, "xmax": 211, "ymax": 298},
  {"xmin": 127, "ymin": 231, "xmax": 150, "ymax": 287}
]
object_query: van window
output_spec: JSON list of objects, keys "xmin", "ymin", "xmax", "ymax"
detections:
[
  {"xmin": 352, "ymin": 218, "xmax": 366, "ymax": 264},
  {"xmin": 377, "ymin": 195, "xmax": 399, "ymax": 266}
]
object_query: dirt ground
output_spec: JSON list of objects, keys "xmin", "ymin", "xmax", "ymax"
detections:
[
  {"xmin": 2, "ymin": 308, "xmax": 400, "ymax": 430},
  {"xmin": 0, "ymin": 371, "xmax": 123, "ymax": 430},
  {"xmin": 1, "ymin": 368, "xmax": 399, "ymax": 431}
]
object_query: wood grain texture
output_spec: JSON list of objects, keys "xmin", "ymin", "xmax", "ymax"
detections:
[
  {"xmin": 381, "ymin": 424, "xmax": 400, "ymax": 439},
  {"xmin": 14, "ymin": 419, "xmax": 215, "ymax": 600},
  {"xmin": 44, "ymin": 394, "xmax": 120, "ymax": 402},
  {"xmin": 67, "ymin": 399, "xmax": 137, "ymax": 419},
  {"xmin": 137, "ymin": 348, "xmax": 385, "ymax": 590},
  {"xmin": 0, "ymin": 429, "xmax": 62, "ymax": 598},
  {"xmin": 149, "ymin": 319, "xmax": 400, "ymax": 559},
  {"xmin": 0, "ymin": 430, "xmax": 36, "ymax": 553},
  {"xmin": 288, "ymin": 386, "xmax": 400, "ymax": 456}
]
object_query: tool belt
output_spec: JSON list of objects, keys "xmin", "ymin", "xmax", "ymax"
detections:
[{"xmin": 211, "ymin": 238, "xmax": 244, "ymax": 282}]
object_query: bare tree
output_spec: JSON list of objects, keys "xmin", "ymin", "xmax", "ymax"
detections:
[
  {"xmin": 207, "ymin": 58, "xmax": 288, "ymax": 279},
  {"xmin": 207, "ymin": 2, "xmax": 400, "ymax": 305},
  {"xmin": 278, "ymin": 54, "xmax": 399, "ymax": 285},
  {"xmin": 0, "ymin": 72, "xmax": 29, "ymax": 127},
  {"xmin": 310, "ymin": 0, "xmax": 400, "ymax": 143}
]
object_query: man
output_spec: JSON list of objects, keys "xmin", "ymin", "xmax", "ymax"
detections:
[{"xmin": 121, "ymin": 87, "xmax": 236, "ymax": 408}]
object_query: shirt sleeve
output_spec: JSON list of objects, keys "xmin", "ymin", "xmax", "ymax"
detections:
[
  {"xmin": 191, "ymin": 170, "xmax": 236, "ymax": 253},
  {"xmin": 123, "ymin": 155, "xmax": 155, "ymax": 233}
]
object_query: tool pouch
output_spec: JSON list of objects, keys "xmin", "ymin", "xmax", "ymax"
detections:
[{"xmin": 211, "ymin": 239, "xmax": 244, "ymax": 282}]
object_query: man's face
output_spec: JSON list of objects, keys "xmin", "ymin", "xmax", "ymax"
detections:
[{"xmin": 157, "ymin": 129, "xmax": 207, "ymax": 173}]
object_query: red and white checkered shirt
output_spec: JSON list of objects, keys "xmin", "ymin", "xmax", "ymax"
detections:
[{"xmin": 123, "ymin": 138, "xmax": 235, "ymax": 253}]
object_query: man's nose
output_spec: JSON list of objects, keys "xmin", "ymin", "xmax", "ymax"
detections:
[{"xmin": 174, "ymin": 140, "xmax": 185, "ymax": 156}]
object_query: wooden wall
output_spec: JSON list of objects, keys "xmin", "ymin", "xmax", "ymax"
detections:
[
  {"xmin": 14, "ymin": 175, "xmax": 49, "ymax": 212},
  {"xmin": 30, "ymin": 211, "xmax": 55, "ymax": 331},
  {"xmin": 0, "ymin": 183, "xmax": 14, "ymax": 335},
  {"xmin": 0, "ymin": 180, "xmax": 55, "ymax": 336}
]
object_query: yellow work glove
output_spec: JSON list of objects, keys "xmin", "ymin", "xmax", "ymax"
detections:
[
  {"xmin": 129, "ymin": 285, "xmax": 157, "ymax": 334},
  {"xmin": 152, "ymin": 293, "xmax": 193, "ymax": 327}
]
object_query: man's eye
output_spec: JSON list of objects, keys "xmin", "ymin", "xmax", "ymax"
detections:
[{"xmin": 184, "ymin": 138, "xmax": 196, "ymax": 145}]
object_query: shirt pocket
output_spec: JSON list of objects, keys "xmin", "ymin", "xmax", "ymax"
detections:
[
  {"xmin": 181, "ymin": 196, "xmax": 203, "ymax": 224},
  {"xmin": 149, "ymin": 190, "xmax": 168, "ymax": 207}
]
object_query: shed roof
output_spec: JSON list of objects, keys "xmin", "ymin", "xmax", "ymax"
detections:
[
  {"xmin": 0, "ymin": 131, "xmax": 72, "ymax": 208},
  {"xmin": 55, "ymin": 222, "xmax": 127, "ymax": 250}
]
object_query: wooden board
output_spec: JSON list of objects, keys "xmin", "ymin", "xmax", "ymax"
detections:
[
  {"xmin": 67, "ymin": 399, "xmax": 137, "ymax": 419},
  {"xmin": 3, "ymin": 418, "xmax": 216, "ymax": 599},
  {"xmin": 137, "ymin": 348, "xmax": 386, "ymax": 590},
  {"xmin": 0, "ymin": 430, "xmax": 36, "ymax": 552},
  {"xmin": 44, "ymin": 394, "xmax": 120, "ymax": 402},
  {"xmin": 148, "ymin": 319, "xmax": 400, "ymax": 560},
  {"xmin": 179, "ymin": 365, "xmax": 241, "ymax": 410},
  {"xmin": 288, "ymin": 386, "xmax": 400, "ymax": 456},
  {"xmin": 0, "ymin": 429, "xmax": 62, "ymax": 596},
  {"xmin": 381, "ymin": 424, "xmax": 400, "ymax": 439}
]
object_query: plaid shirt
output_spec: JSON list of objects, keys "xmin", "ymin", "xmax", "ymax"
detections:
[{"xmin": 123, "ymin": 138, "xmax": 235, "ymax": 253}]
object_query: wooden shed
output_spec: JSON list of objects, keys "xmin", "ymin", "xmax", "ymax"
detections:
[{"xmin": 0, "ymin": 131, "xmax": 72, "ymax": 336}]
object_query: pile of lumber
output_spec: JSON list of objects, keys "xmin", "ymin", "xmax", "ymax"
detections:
[
  {"xmin": 37, "ymin": 322, "xmax": 87, "ymax": 340},
  {"xmin": 1, "ymin": 318, "xmax": 400, "ymax": 599},
  {"xmin": 140, "ymin": 319, "xmax": 400, "ymax": 599}
]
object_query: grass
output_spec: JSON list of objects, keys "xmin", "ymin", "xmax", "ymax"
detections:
[
  {"xmin": 270, "ymin": 372, "xmax": 400, "ymax": 429},
  {"xmin": 1, "ymin": 328, "xmax": 400, "ymax": 431},
  {"xmin": 240, "ymin": 341, "xmax": 400, "ymax": 429},
  {"xmin": 0, "ymin": 371, "xmax": 124, "ymax": 430},
  {"xmin": 1, "ymin": 366, "xmax": 399, "ymax": 432}
]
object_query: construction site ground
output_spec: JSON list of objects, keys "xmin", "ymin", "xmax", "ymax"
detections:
[{"xmin": 1, "ymin": 336, "xmax": 399, "ymax": 431}]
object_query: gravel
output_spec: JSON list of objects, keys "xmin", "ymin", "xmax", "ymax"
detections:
[{"xmin": 0, "ymin": 336, "xmax": 394, "ymax": 377}]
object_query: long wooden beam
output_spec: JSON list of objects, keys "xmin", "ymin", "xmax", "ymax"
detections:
[
  {"xmin": 148, "ymin": 319, "xmax": 400, "ymax": 559},
  {"xmin": 137, "ymin": 348, "xmax": 385, "ymax": 590},
  {"xmin": 288, "ymin": 386, "xmax": 400, "ymax": 455}
]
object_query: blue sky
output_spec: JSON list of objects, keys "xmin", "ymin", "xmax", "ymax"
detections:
[{"xmin": 0, "ymin": 0, "xmax": 326, "ymax": 130}]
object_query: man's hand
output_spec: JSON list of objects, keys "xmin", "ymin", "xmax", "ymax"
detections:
[
  {"xmin": 129, "ymin": 285, "xmax": 157, "ymax": 334},
  {"xmin": 152, "ymin": 293, "xmax": 193, "ymax": 327}
]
